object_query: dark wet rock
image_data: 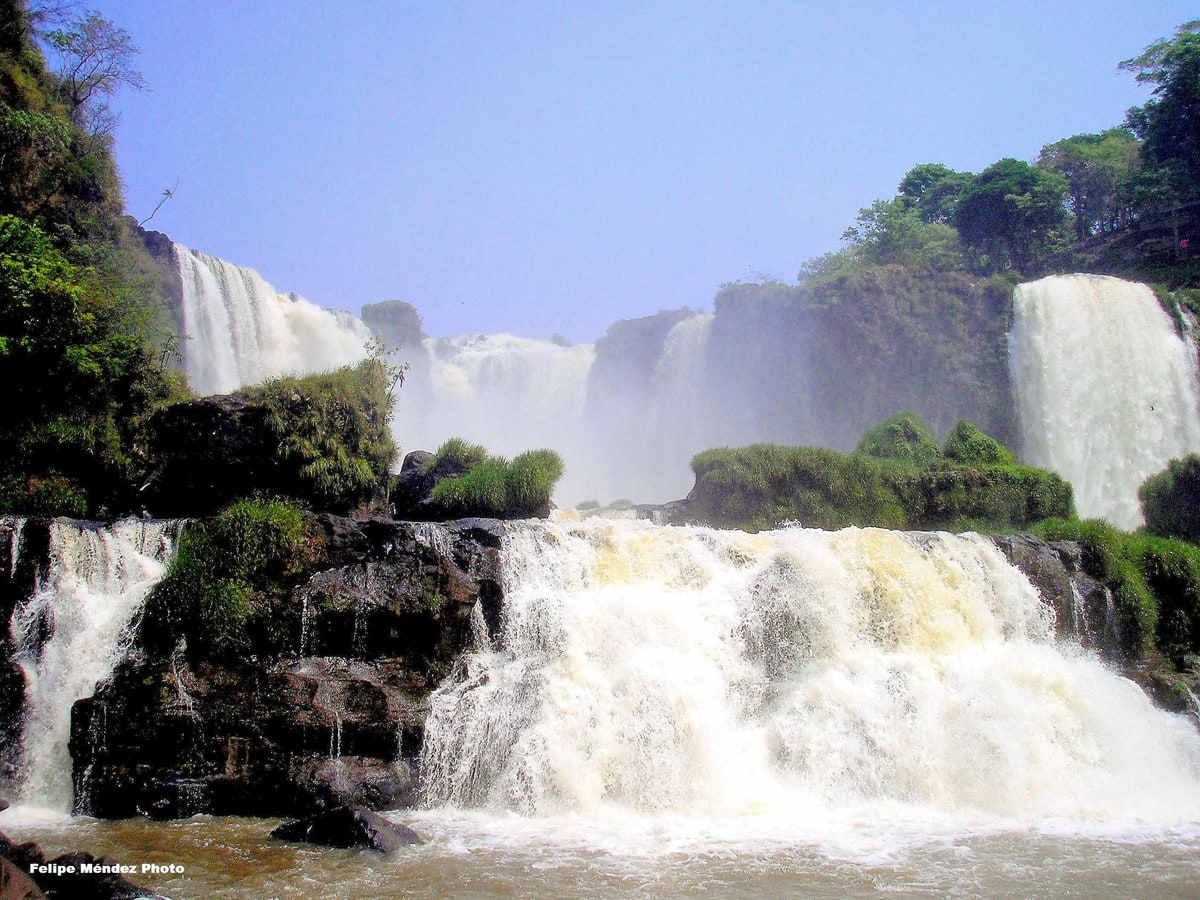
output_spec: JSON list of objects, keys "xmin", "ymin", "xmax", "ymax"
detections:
[
  {"xmin": 70, "ymin": 515, "xmax": 504, "ymax": 819},
  {"xmin": 0, "ymin": 855, "xmax": 45, "ymax": 900},
  {"xmin": 30, "ymin": 852, "xmax": 163, "ymax": 899},
  {"xmin": 991, "ymin": 533, "xmax": 1126, "ymax": 663},
  {"xmin": 0, "ymin": 832, "xmax": 44, "ymax": 871},
  {"xmin": 270, "ymin": 805, "xmax": 423, "ymax": 853},
  {"xmin": 140, "ymin": 395, "xmax": 276, "ymax": 517}
]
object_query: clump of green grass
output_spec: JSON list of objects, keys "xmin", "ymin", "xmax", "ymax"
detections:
[
  {"xmin": 424, "ymin": 440, "xmax": 564, "ymax": 519},
  {"xmin": 855, "ymin": 412, "xmax": 941, "ymax": 466},
  {"xmin": 687, "ymin": 417, "xmax": 1069, "ymax": 534},
  {"xmin": 942, "ymin": 419, "xmax": 1014, "ymax": 465},
  {"xmin": 244, "ymin": 359, "xmax": 398, "ymax": 512},
  {"xmin": 1139, "ymin": 454, "xmax": 1200, "ymax": 545},
  {"xmin": 144, "ymin": 498, "xmax": 312, "ymax": 661}
]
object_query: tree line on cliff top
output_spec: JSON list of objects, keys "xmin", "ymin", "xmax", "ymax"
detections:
[{"xmin": 798, "ymin": 20, "xmax": 1200, "ymax": 288}]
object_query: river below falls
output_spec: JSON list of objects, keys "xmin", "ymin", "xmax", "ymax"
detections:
[{"xmin": 3, "ymin": 808, "xmax": 1200, "ymax": 898}]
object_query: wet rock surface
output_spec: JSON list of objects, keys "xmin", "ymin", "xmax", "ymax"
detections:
[
  {"xmin": 991, "ymin": 533, "xmax": 1126, "ymax": 662},
  {"xmin": 0, "ymin": 832, "xmax": 165, "ymax": 899},
  {"xmin": 67, "ymin": 514, "xmax": 504, "ymax": 819},
  {"xmin": 270, "ymin": 804, "xmax": 423, "ymax": 853}
]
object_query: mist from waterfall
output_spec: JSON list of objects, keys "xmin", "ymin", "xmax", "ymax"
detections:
[
  {"xmin": 1009, "ymin": 274, "xmax": 1200, "ymax": 529},
  {"xmin": 422, "ymin": 517, "xmax": 1200, "ymax": 825},
  {"xmin": 390, "ymin": 314, "xmax": 721, "ymax": 506},
  {"xmin": 175, "ymin": 244, "xmax": 371, "ymax": 396}
]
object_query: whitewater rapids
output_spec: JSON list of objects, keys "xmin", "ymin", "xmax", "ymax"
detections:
[{"xmin": 422, "ymin": 517, "xmax": 1200, "ymax": 834}]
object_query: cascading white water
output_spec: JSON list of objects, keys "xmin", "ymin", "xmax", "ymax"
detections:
[
  {"xmin": 11, "ymin": 519, "xmax": 177, "ymax": 811},
  {"xmin": 175, "ymin": 245, "xmax": 371, "ymax": 395},
  {"xmin": 615, "ymin": 312, "xmax": 716, "ymax": 502},
  {"xmin": 392, "ymin": 333, "xmax": 598, "ymax": 502},
  {"xmin": 394, "ymin": 316, "xmax": 719, "ymax": 507},
  {"xmin": 422, "ymin": 518, "xmax": 1200, "ymax": 825},
  {"xmin": 1009, "ymin": 274, "xmax": 1200, "ymax": 529}
]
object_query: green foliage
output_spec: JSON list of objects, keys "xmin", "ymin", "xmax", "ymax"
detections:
[
  {"xmin": 0, "ymin": 215, "xmax": 175, "ymax": 515},
  {"xmin": 506, "ymin": 449, "xmax": 566, "ymax": 512},
  {"xmin": 144, "ymin": 499, "xmax": 311, "ymax": 662},
  {"xmin": 688, "ymin": 417, "xmax": 1068, "ymax": 534},
  {"xmin": 942, "ymin": 419, "xmax": 1014, "ymax": 465},
  {"xmin": 689, "ymin": 444, "xmax": 906, "ymax": 532},
  {"xmin": 240, "ymin": 359, "xmax": 397, "ymax": 512},
  {"xmin": 1037, "ymin": 129, "xmax": 1141, "ymax": 241},
  {"xmin": 955, "ymin": 158, "xmax": 1069, "ymax": 273},
  {"xmin": 1140, "ymin": 454, "xmax": 1200, "ymax": 544},
  {"xmin": 898, "ymin": 462, "xmax": 1073, "ymax": 533},
  {"xmin": 854, "ymin": 412, "xmax": 941, "ymax": 466},
  {"xmin": 0, "ymin": 9, "xmax": 184, "ymax": 516},
  {"xmin": 425, "ymin": 439, "xmax": 564, "ymax": 519},
  {"xmin": 896, "ymin": 163, "xmax": 971, "ymax": 225},
  {"xmin": 428, "ymin": 437, "xmax": 488, "ymax": 475},
  {"xmin": 1121, "ymin": 21, "xmax": 1200, "ymax": 188}
]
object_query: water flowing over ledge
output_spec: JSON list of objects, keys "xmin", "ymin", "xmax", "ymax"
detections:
[
  {"xmin": 9, "ymin": 519, "xmax": 179, "ymax": 812},
  {"xmin": 422, "ymin": 517, "xmax": 1200, "ymax": 826},
  {"xmin": 176, "ymin": 245, "xmax": 370, "ymax": 396},
  {"xmin": 1009, "ymin": 274, "xmax": 1200, "ymax": 529}
]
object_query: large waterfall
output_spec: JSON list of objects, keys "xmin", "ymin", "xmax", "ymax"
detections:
[
  {"xmin": 1009, "ymin": 274, "xmax": 1200, "ymax": 529},
  {"xmin": 10, "ymin": 519, "xmax": 177, "ymax": 812},
  {"xmin": 175, "ymin": 245, "xmax": 371, "ymax": 396},
  {"xmin": 422, "ymin": 518, "xmax": 1200, "ymax": 825},
  {"xmin": 391, "ymin": 318, "xmax": 719, "ymax": 506}
]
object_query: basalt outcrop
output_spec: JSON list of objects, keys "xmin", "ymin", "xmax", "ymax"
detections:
[{"xmin": 66, "ymin": 514, "xmax": 503, "ymax": 819}]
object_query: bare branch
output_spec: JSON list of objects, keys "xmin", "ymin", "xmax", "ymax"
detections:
[
  {"xmin": 139, "ymin": 178, "xmax": 179, "ymax": 228},
  {"xmin": 45, "ymin": 11, "xmax": 147, "ymax": 134}
]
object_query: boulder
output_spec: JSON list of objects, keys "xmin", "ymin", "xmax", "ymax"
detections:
[
  {"xmin": 140, "ymin": 395, "xmax": 276, "ymax": 517},
  {"xmin": 0, "ymin": 856, "xmax": 45, "ymax": 900},
  {"xmin": 70, "ymin": 515, "xmax": 504, "ymax": 819},
  {"xmin": 270, "ymin": 805, "xmax": 422, "ymax": 853}
]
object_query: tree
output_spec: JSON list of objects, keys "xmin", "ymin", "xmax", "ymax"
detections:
[
  {"xmin": 0, "ymin": 214, "xmax": 175, "ymax": 514},
  {"xmin": 896, "ymin": 163, "xmax": 971, "ymax": 225},
  {"xmin": 955, "ymin": 158, "xmax": 1068, "ymax": 273},
  {"xmin": 1121, "ymin": 21, "xmax": 1200, "ymax": 189},
  {"xmin": 45, "ymin": 12, "xmax": 147, "ymax": 137},
  {"xmin": 1037, "ymin": 129, "xmax": 1141, "ymax": 240}
]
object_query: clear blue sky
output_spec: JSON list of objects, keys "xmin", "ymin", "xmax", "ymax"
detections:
[{"xmin": 85, "ymin": 1, "xmax": 1193, "ymax": 342}]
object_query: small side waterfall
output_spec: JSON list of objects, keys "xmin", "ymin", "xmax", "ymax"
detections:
[
  {"xmin": 175, "ymin": 245, "xmax": 371, "ymax": 396},
  {"xmin": 11, "ymin": 519, "xmax": 177, "ymax": 811},
  {"xmin": 1009, "ymin": 274, "xmax": 1200, "ymax": 529},
  {"xmin": 422, "ymin": 519, "xmax": 1200, "ymax": 822}
]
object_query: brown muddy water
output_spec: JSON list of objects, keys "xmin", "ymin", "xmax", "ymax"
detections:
[{"xmin": 3, "ymin": 808, "xmax": 1200, "ymax": 899}]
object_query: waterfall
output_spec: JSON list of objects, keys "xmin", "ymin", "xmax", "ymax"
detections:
[
  {"xmin": 1009, "ymin": 274, "xmax": 1200, "ymax": 529},
  {"xmin": 421, "ymin": 518, "xmax": 1200, "ymax": 822},
  {"xmin": 392, "ymin": 316, "xmax": 719, "ymax": 507},
  {"xmin": 11, "ymin": 519, "xmax": 177, "ymax": 811},
  {"xmin": 392, "ymin": 334, "xmax": 597, "ymax": 503},
  {"xmin": 637, "ymin": 312, "xmax": 716, "ymax": 501},
  {"xmin": 175, "ymin": 244, "xmax": 371, "ymax": 396}
]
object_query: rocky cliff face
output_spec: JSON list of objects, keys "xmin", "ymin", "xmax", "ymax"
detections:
[{"xmin": 66, "ymin": 515, "xmax": 503, "ymax": 819}]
